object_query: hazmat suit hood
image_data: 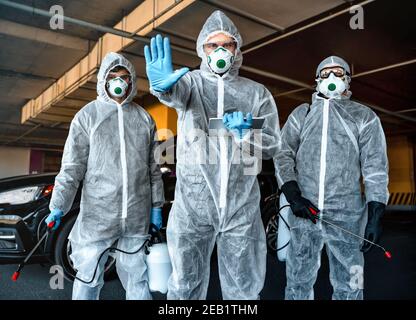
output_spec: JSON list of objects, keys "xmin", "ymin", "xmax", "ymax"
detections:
[
  {"xmin": 97, "ymin": 52, "xmax": 137, "ymax": 104},
  {"xmin": 315, "ymin": 55, "xmax": 351, "ymax": 78},
  {"xmin": 314, "ymin": 55, "xmax": 352, "ymax": 100},
  {"xmin": 196, "ymin": 10, "xmax": 243, "ymax": 79}
]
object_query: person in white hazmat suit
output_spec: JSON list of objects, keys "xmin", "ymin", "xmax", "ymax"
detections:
[
  {"xmin": 45, "ymin": 52, "xmax": 165, "ymax": 300},
  {"xmin": 144, "ymin": 10, "xmax": 281, "ymax": 300},
  {"xmin": 274, "ymin": 56, "xmax": 389, "ymax": 300}
]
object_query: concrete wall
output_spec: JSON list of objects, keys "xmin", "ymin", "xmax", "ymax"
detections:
[{"xmin": 0, "ymin": 146, "xmax": 30, "ymax": 179}]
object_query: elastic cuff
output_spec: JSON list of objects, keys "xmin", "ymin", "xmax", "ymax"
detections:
[{"xmin": 151, "ymin": 200, "xmax": 165, "ymax": 208}]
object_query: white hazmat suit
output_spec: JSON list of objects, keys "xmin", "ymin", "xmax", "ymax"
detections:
[
  {"xmin": 50, "ymin": 52, "xmax": 164, "ymax": 300},
  {"xmin": 274, "ymin": 56, "xmax": 389, "ymax": 300},
  {"xmin": 150, "ymin": 11, "xmax": 282, "ymax": 300}
]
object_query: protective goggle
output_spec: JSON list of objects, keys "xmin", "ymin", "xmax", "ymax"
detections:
[
  {"xmin": 203, "ymin": 41, "xmax": 237, "ymax": 51},
  {"xmin": 319, "ymin": 66, "xmax": 347, "ymax": 79},
  {"xmin": 107, "ymin": 74, "xmax": 131, "ymax": 83}
]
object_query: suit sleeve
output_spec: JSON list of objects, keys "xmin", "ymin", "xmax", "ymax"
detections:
[
  {"xmin": 274, "ymin": 105, "xmax": 307, "ymax": 188},
  {"xmin": 150, "ymin": 73, "xmax": 192, "ymax": 111},
  {"xmin": 50, "ymin": 112, "xmax": 89, "ymax": 214},
  {"xmin": 149, "ymin": 119, "xmax": 165, "ymax": 207},
  {"xmin": 359, "ymin": 114, "xmax": 389, "ymax": 204}
]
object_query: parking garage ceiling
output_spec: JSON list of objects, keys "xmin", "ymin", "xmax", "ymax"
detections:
[
  {"xmin": 0, "ymin": 0, "xmax": 414, "ymax": 149},
  {"xmin": 0, "ymin": 0, "xmax": 144, "ymax": 148}
]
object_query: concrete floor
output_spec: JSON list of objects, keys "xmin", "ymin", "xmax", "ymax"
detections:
[{"xmin": 0, "ymin": 211, "xmax": 415, "ymax": 300}]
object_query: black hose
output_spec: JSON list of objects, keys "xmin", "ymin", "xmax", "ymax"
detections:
[
  {"xmin": 272, "ymin": 194, "xmax": 291, "ymax": 252},
  {"xmin": 72, "ymin": 224, "xmax": 162, "ymax": 284},
  {"xmin": 72, "ymin": 239, "xmax": 150, "ymax": 284}
]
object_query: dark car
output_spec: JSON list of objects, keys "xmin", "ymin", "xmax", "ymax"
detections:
[
  {"xmin": 0, "ymin": 173, "xmax": 98, "ymax": 280},
  {"xmin": 0, "ymin": 170, "xmax": 175, "ymax": 281},
  {"xmin": 0, "ymin": 161, "xmax": 279, "ymax": 281}
]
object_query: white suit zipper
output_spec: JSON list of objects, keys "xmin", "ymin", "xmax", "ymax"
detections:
[
  {"xmin": 117, "ymin": 103, "xmax": 129, "ymax": 219},
  {"xmin": 318, "ymin": 99, "xmax": 329, "ymax": 222},
  {"xmin": 217, "ymin": 76, "xmax": 228, "ymax": 209}
]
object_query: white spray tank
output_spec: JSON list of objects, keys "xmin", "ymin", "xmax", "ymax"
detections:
[
  {"xmin": 145, "ymin": 228, "xmax": 172, "ymax": 294},
  {"xmin": 277, "ymin": 193, "xmax": 291, "ymax": 262}
]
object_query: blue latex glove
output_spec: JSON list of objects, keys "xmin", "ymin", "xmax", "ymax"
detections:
[
  {"xmin": 144, "ymin": 34, "xmax": 189, "ymax": 93},
  {"xmin": 45, "ymin": 209, "xmax": 63, "ymax": 231},
  {"xmin": 223, "ymin": 111, "xmax": 253, "ymax": 139},
  {"xmin": 150, "ymin": 207, "xmax": 163, "ymax": 231}
]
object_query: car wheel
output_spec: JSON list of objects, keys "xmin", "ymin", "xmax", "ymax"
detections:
[
  {"xmin": 53, "ymin": 214, "xmax": 117, "ymax": 282},
  {"xmin": 261, "ymin": 200, "xmax": 278, "ymax": 255}
]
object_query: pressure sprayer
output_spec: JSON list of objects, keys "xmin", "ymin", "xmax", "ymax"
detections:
[
  {"xmin": 276, "ymin": 194, "xmax": 392, "ymax": 261},
  {"xmin": 11, "ymin": 220, "xmax": 149, "ymax": 283},
  {"xmin": 12, "ymin": 221, "xmax": 56, "ymax": 281},
  {"xmin": 145, "ymin": 227, "xmax": 172, "ymax": 294},
  {"xmin": 313, "ymin": 211, "xmax": 392, "ymax": 259},
  {"xmin": 10, "ymin": 220, "xmax": 149, "ymax": 283},
  {"xmin": 11, "ymin": 222, "xmax": 172, "ymax": 294}
]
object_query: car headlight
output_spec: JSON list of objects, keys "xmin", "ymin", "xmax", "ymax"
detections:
[{"xmin": 0, "ymin": 186, "xmax": 48, "ymax": 205}]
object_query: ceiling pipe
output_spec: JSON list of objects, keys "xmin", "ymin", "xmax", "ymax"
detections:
[
  {"xmin": 240, "ymin": 65, "xmax": 312, "ymax": 89},
  {"xmin": 243, "ymin": 0, "xmax": 376, "ymax": 54},
  {"xmin": 363, "ymin": 102, "xmax": 416, "ymax": 123},
  {"xmin": 2, "ymin": 124, "xmax": 42, "ymax": 146},
  {"xmin": 353, "ymin": 58, "xmax": 416, "ymax": 78},
  {"xmin": 397, "ymin": 108, "xmax": 416, "ymax": 114},
  {"xmin": 0, "ymin": 0, "xmax": 146, "ymax": 40},
  {"xmin": 0, "ymin": 0, "xmax": 195, "ymax": 56},
  {"xmin": 0, "ymin": 18, "xmax": 90, "ymax": 51},
  {"xmin": 0, "ymin": 0, "xmax": 146, "ymax": 41},
  {"xmin": 0, "ymin": 68, "xmax": 56, "ymax": 81},
  {"xmin": 275, "ymin": 87, "xmax": 310, "ymax": 97},
  {"xmin": 0, "ymin": 121, "xmax": 67, "ymax": 132}
]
